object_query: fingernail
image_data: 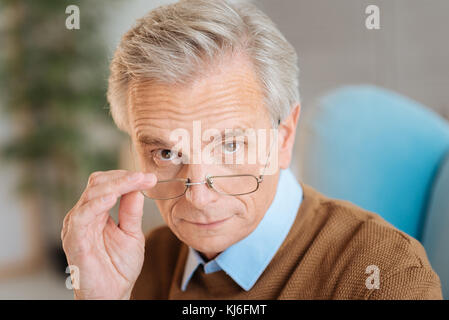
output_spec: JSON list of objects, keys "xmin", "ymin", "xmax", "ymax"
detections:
[
  {"xmin": 143, "ymin": 173, "xmax": 156, "ymax": 183},
  {"xmin": 128, "ymin": 172, "xmax": 142, "ymax": 181},
  {"xmin": 102, "ymin": 194, "xmax": 115, "ymax": 202}
]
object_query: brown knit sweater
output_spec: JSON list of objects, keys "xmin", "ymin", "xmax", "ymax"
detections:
[{"xmin": 131, "ymin": 183, "xmax": 442, "ymax": 300}]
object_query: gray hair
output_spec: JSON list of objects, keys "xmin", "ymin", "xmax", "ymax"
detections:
[{"xmin": 107, "ymin": 0, "xmax": 300, "ymax": 133}]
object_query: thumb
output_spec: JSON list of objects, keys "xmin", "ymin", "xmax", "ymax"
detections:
[{"xmin": 118, "ymin": 190, "xmax": 145, "ymax": 237}]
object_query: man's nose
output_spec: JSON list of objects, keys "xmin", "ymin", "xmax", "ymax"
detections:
[{"xmin": 183, "ymin": 164, "xmax": 219, "ymax": 209}]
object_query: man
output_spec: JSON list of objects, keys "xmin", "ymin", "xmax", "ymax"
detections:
[{"xmin": 61, "ymin": 0, "xmax": 442, "ymax": 299}]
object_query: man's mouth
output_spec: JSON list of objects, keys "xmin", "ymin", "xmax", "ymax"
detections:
[{"xmin": 183, "ymin": 216, "xmax": 232, "ymax": 228}]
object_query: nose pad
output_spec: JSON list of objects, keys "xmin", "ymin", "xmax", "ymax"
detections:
[
  {"xmin": 184, "ymin": 175, "xmax": 214, "ymax": 190},
  {"xmin": 184, "ymin": 173, "xmax": 221, "ymax": 204},
  {"xmin": 205, "ymin": 175, "xmax": 214, "ymax": 189},
  {"xmin": 185, "ymin": 179, "xmax": 207, "ymax": 187}
]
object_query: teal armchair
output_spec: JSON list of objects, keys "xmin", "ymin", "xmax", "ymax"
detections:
[{"xmin": 296, "ymin": 85, "xmax": 449, "ymax": 298}]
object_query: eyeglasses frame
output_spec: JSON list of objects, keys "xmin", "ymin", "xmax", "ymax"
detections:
[{"xmin": 139, "ymin": 119, "xmax": 280, "ymax": 200}]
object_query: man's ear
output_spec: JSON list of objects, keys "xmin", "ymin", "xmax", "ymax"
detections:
[{"xmin": 277, "ymin": 104, "xmax": 301, "ymax": 169}]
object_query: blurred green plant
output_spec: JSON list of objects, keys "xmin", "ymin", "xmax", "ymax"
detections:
[{"xmin": 0, "ymin": 0, "xmax": 122, "ymax": 221}]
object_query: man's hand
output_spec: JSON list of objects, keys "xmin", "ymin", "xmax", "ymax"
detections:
[{"xmin": 61, "ymin": 170, "xmax": 157, "ymax": 300}]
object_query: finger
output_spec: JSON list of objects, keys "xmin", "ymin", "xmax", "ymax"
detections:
[
  {"xmin": 70, "ymin": 170, "xmax": 130, "ymax": 213},
  {"xmin": 118, "ymin": 190, "xmax": 145, "ymax": 238},
  {"xmin": 70, "ymin": 193, "xmax": 118, "ymax": 230},
  {"xmin": 87, "ymin": 170, "xmax": 129, "ymax": 187},
  {"xmin": 82, "ymin": 172, "xmax": 156, "ymax": 204}
]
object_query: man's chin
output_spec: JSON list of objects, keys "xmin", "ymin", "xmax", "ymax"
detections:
[{"xmin": 182, "ymin": 233, "xmax": 237, "ymax": 258}]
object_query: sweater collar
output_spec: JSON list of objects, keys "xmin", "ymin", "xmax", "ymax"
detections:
[{"xmin": 181, "ymin": 168, "xmax": 303, "ymax": 291}]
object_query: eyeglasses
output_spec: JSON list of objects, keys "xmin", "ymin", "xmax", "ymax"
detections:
[
  {"xmin": 140, "ymin": 136, "xmax": 276, "ymax": 200},
  {"xmin": 141, "ymin": 173, "xmax": 264, "ymax": 200},
  {"xmin": 136, "ymin": 120, "xmax": 279, "ymax": 200}
]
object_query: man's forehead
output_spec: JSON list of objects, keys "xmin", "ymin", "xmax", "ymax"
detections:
[
  {"xmin": 128, "ymin": 56, "xmax": 270, "ymax": 144},
  {"xmin": 129, "ymin": 81, "xmax": 268, "ymax": 137}
]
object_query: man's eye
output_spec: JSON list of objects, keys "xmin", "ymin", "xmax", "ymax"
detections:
[
  {"xmin": 155, "ymin": 149, "xmax": 180, "ymax": 161},
  {"xmin": 223, "ymin": 141, "xmax": 241, "ymax": 154}
]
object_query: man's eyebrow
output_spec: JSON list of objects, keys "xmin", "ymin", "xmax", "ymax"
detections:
[
  {"xmin": 137, "ymin": 127, "xmax": 250, "ymax": 148},
  {"xmin": 207, "ymin": 127, "xmax": 249, "ymax": 141},
  {"xmin": 137, "ymin": 135, "xmax": 172, "ymax": 148}
]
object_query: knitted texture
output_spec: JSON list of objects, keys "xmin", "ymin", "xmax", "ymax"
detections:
[{"xmin": 131, "ymin": 183, "xmax": 442, "ymax": 300}]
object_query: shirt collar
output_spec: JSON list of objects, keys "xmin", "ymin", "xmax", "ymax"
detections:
[{"xmin": 181, "ymin": 168, "xmax": 303, "ymax": 291}]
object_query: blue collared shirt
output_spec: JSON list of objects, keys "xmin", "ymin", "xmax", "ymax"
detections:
[{"xmin": 181, "ymin": 168, "xmax": 304, "ymax": 291}]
